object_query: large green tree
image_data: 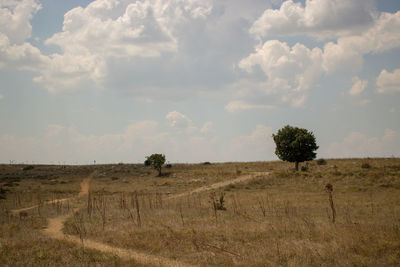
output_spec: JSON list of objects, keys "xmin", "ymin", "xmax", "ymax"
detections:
[
  {"xmin": 272, "ymin": 125, "xmax": 318, "ymax": 171},
  {"xmin": 145, "ymin": 154, "xmax": 166, "ymax": 176}
]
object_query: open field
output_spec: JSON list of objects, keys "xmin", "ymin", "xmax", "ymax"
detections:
[{"xmin": 1, "ymin": 158, "xmax": 400, "ymax": 266}]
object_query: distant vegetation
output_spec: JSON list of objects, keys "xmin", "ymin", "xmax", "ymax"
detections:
[
  {"xmin": 145, "ymin": 153, "xmax": 166, "ymax": 176},
  {"xmin": 22, "ymin": 165, "xmax": 35, "ymax": 171}
]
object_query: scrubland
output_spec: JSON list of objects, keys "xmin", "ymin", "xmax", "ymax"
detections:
[{"xmin": 1, "ymin": 158, "xmax": 399, "ymax": 266}]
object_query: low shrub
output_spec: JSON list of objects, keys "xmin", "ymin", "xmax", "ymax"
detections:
[
  {"xmin": 317, "ymin": 158, "xmax": 327, "ymax": 165},
  {"xmin": 361, "ymin": 163, "xmax": 371, "ymax": 169},
  {"xmin": 301, "ymin": 165, "xmax": 309, "ymax": 172},
  {"xmin": 22, "ymin": 165, "xmax": 34, "ymax": 171},
  {"xmin": 216, "ymin": 192, "xmax": 226, "ymax": 210}
]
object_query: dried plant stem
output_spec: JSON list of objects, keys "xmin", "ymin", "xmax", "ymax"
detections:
[
  {"xmin": 179, "ymin": 203, "xmax": 184, "ymax": 226},
  {"xmin": 135, "ymin": 192, "xmax": 141, "ymax": 227},
  {"xmin": 326, "ymin": 183, "xmax": 336, "ymax": 223}
]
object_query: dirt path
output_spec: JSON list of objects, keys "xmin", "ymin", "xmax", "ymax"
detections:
[
  {"xmin": 43, "ymin": 172, "xmax": 193, "ymax": 267},
  {"xmin": 11, "ymin": 173, "xmax": 94, "ymax": 215},
  {"xmin": 22, "ymin": 171, "xmax": 269, "ymax": 266},
  {"xmin": 45, "ymin": 213, "xmax": 189, "ymax": 266},
  {"xmin": 168, "ymin": 172, "xmax": 270, "ymax": 199}
]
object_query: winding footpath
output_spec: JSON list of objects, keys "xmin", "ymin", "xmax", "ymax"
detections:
[
  {"xmin": 168, "ymin": 172, "xmax": 269, "ymax": 200},
  {"xmin": 12, "ymin": 171, "xmax": 270, "ymax": 266}
]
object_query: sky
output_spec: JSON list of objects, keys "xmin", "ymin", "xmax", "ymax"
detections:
[{"xmin": 0, "ymin": 0, "xmax": 400, "ymax": 164}]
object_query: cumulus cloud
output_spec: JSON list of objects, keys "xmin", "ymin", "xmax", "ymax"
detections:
[
  {"xmin": 33, "ymin": 0, "xmax": 212, "ymax": 92},
  {"xmin": 0, "ymin": 0, "xmax": 48, "ymax": 71},
  {"xmin": 239, "ymin": 40, "xmax": 323, "ymax": 107},
  {"xmin": 235, "ymin": 8, "xmax": 400, "ymax": 109},
  {"xmin": 349, "ymin": 76, "xmax": 368, "ymax": 96},
  {"xmin": 377, "ymin": 69, "xmax": 400, "ymax": 93},
  {"xmin": 225, "ymin": 100, "xmax": 275, "ymax": 112},
  {"xmin": 322, "ymin": 129, "xmax": 400, "ymax": 158},
  {"xmin": 322, "ymin": 11, "xmax": 400, "ymax": 74},
  {"xmin": 0, "ymin": 0, "xmax": 41, "ymax": 44},
  {"xmin": 165, "ymin": 110, "xmax": 197, "ymax": 133},
  {"xmin": 0, "ymin": 33, "xmax": 48, "ymax": 71},
  {"xmin": 250, "ymin": 0, "xmax": 376, "ymax": 39}
]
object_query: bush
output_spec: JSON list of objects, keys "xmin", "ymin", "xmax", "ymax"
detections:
[
  {"xmin": 361, "ymin": 163, "xmax": 371, "ymax": 169},
  {"xmin": 317, "ymin": 158, "xmax": 327, "ymax": 165},
  {"xmin": 203, "ymin": 162, "xmax": 212, "ymax": 165},
  {"xmin": 165, "ymin": 164, "xmax": 172, "ymax": 168},
  {"xmin": 22, "ymin": 165, "xmax": 34, "ymax": 171},
  {"xmin": 216, "ymin": 192, "xmax": 226, "ymax": 210},
  {"xmin": 0, "ymin": 187, "xmax": 7, "ymax": 199},
  {"xmin": 145, "ymin": 154, "xmax": 166, "ymax": 176},
  {"xmin": 301, "ymin": 165, "xmax": 309, "ymax": 172}
]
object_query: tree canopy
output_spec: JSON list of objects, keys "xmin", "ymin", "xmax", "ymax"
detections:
[
  {"xmin": 272, "ymin": 125, "xmax": 318, "ymax": 170},
  {"xmin": 145, "ymin": 154, "xmax": 166, "ymax": 176}
]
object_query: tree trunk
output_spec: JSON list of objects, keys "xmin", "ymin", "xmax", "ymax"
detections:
[
  {"xmin": 295, "ymin": 161, "xmax": 299, "ymax": 171},
  {"xmin": 158, "ymin": 167, "xmax": 162, "ymax": 177}
]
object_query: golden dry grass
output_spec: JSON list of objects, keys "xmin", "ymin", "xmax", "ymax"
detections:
[{"xmin": 1, "ymin": 158, "xmax": 400, "ymax": 266}]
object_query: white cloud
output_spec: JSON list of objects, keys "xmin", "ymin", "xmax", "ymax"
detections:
[
  {"xmin": 225, "ymin": 100, "xmax": 275, "ymax": 112},
  {"xmin": 166, "ymin": 110, "xmax": 192, "ymax": 128},
  {"xmin": 349, "ymin": 76, "xmax": 368, "ymax": 96},
  {"xmin": 377, "ymin": 69, "xmax": 400, "ymax": 93},
  {"xmin": 0, "ymin": 0, "xmax": 41, "ymax": 44},
  {"xmin": 0, "ymin": 0, "xmax": 48, "ymax": 71},
  {"xmin": 236, "ymin": 9, "xmax": 400, "ymax": 109},
  {"xmin": 250, "ymin": 0, "xmax": 376, "ymax": 40},
  {"xmin": 33, "ymin": 0, "xmax": 212, "ymax": 92},
  {"xmin": 239, "ymin": 40, "xmax": 323, "ymax": 107},
  {"xmin": 0, "ymin": 33, "xmax": 48, "ymax": 71},
  {"xmin": 322, "ymin": 129, "xmax": 400, "ymax": 158},
  {"xmin": 165, "ymin": 110, "xmax": 197, "ymax": 133},
  {"xmin": 322, "ymin": 11, "xmax": 400, "ymax": 74}
]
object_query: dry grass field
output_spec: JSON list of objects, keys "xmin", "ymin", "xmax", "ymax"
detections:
[{"xmin": 1, "ymin": 158, "xmax": 400, "ymax": 266}]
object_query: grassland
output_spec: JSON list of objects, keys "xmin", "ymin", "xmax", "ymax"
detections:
[{"xmin": 1, "ymin": 158, "xmax": 400, "ymax": 266}]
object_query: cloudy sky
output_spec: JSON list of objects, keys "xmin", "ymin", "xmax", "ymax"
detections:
[{"xmin": 1, "ymin": 0, "xmax": 400, "ymax": 164}]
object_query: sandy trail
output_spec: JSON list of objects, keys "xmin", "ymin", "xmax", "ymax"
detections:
[
  {"xmin": 44, "ymin": 213, "xmax": 188, "ymax": 266},
  {"xmin": 43, "ymin": 172, "xmax": 192, "ymax": 267},
  {"xmin": 17, "ymin": 171, "xmax": 268, "ymax": 266},
  {"xmin": 11, "ymin": 173, "xmax": 94, "ymax": 215},
  {"xmin": 168, "ymin": 172, "xmax": 269, "ymax": 200}
]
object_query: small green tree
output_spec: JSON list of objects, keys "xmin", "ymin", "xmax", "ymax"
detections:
[
  {"xmin": 145, "ymin": 154, "xmax": 166, "ymax": 176},
  {"xmin": 272, "ymin": 125, "xmax": 318, "ymax": 171}
]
